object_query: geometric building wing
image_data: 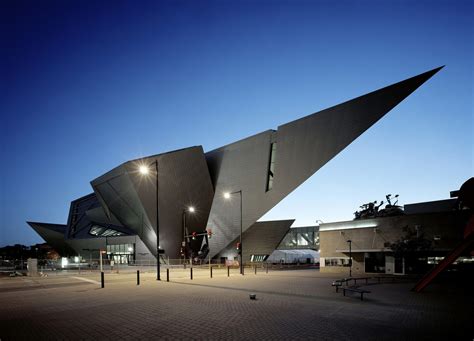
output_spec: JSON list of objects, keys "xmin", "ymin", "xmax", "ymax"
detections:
[
  {"xmin": 91, "ymin": 146, "xmax": 215, "ymax": 259},
  {"xmin": 27, "ymin": 222, "xmax": 77, "ymax": 256},
  {"xmin": 206, "ymin": 66, "xmax": 443, "ymax": 259},
  {"xmin": 66, "ymin": 193, "xmax": 125, "ymax": 238},
  {"xmin": 84, "ymin": 206, "xmax": 123, "ymax": 227},
  {"xmin": 214, "ymin": 219, "xmax": 295, "ymax": 263},
  {"xmin": 65, "ymin": 193, "xmax": 133, "ymax": 239},
  {"xmin": 66, "ymin": 193, "xmax": 101, "ymax": 239}
]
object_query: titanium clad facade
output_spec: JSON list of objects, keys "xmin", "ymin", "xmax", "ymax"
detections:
[
  {"xmin": 67, "ymin": 193, "xmax": 133, "ymax": 239},
  {"xmin": 214, "ymin": 219, "xmax": 295, "ymax": 263},
  {"xmin": 206, "ymin": 67, "xmax": 443, "ymax": 259},
  {"xmin": 205, "ymin": 131, "xmax": 276, "ymax": 259},
  {"xmin": 27, "ymin": 67, "xmax": 443, "ymax": 262},
  {"xmin": 91, "ymin": 146, "xmax": 214, "ymax": 259},
  {"xmin": 27, "ymin": 222, "xmax": 76, "ymax": 256}
]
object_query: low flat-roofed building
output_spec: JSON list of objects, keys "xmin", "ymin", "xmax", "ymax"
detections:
[{"xmin": 320, "ymin": 197, "xmax": 471, "ymax": 275}]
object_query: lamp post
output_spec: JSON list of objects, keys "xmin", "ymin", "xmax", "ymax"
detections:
[
  {"xmin": 224, "ymin": 190, "xmax": 243, "ymax": 275},
  {"xmin": 347, "ymin": 239, "xmax": 352, "ymax": 277},
  {"xmin": 182, "ymin": 206, "xmax": 195, "ymax": 265},
  {"xmin": 139, "ymin": 161, "xmax": 161, "ymax": 281}
]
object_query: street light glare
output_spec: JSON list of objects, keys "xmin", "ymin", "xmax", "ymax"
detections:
[
  {"xmin": 139, "ymin": 165, "xmax": 149, "ymax": 175},
  {"xmin": 188, "ymin": 206, "xmax": 195, "ymax": 213},
  {"xmin": 224, "ymin": 192, "xmax": 231, "ymax": 199}
]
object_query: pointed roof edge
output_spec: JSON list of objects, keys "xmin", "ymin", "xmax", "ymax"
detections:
[{"xmin": 279, "ymin": 65, "xmax": 445, "ymax": 129}]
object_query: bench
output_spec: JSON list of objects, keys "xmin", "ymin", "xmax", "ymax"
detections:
[
  {"xmin": 332, "ymin": 278, "xmax": 353, "ymax": 292},
  {"xmin": 351, "ymin": 277, "xmax": 370, "ymax": 285},
  {"xmin": 332, "ymin": 280, "xmax": 342, "ymax": 292},
  {"xmin": 342, "ymin": 287, "xmax": 371, "ymax": 301},
  {"xmin": 374, "ymin": 276, "xmax": 398, "ymax": 283}
]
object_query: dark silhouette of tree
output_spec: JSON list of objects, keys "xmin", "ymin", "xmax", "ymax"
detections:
[{"xmin": 390, "ymin": 226, "xmax": 432, "ymax": 257}]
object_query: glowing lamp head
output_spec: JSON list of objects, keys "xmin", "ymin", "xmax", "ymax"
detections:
[
  {"xmin": 188, "ymin": 206, "xmax": 195, "ymax": 213},
  {"xmin": 224, "ymin": 192, "xmax": 231, "ymax": 199},
  {"xmin": 139, "ymin": 165, "xmax": 149, "ymax": 175}
]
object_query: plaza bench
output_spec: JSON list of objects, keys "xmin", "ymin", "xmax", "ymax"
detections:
[
  {"xmin": 374, "ymin": 276, "xmax": 398, "ymax": 283},
  {"xmin": 332, "ymin": 278, "xmax": 352, "ymax": 292},
  {"xmin": 351, "ymin": 277, "xmax": 370, "ymax": 285},
  {"xmin": 342, "ymin": 287, "xmax": 371, "ymax": 301}
]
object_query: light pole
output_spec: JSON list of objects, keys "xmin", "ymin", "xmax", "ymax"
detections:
[
  {"xmin": 224, "ymin": 190, "xmax": 243, "ymax": 275},
  {"xmin": 182, "ymin": 206, "xmax": 195, "ymax": 265},
  {"xmin": 139, "ymin": 161, "xmax": 161, "ymax": 281},
  {"xmin": 347, "ymin": 239, "xmax": 352, "ymax": 277}
]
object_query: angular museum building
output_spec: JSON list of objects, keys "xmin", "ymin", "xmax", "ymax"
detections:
[{"xmin": 28, "ymin": 66, "xmax": 443, "ymax": 265}]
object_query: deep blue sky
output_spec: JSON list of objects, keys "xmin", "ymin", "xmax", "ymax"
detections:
[{"xmin": 1, "ymin": 0, "xmax": 472, "ymax": 247}]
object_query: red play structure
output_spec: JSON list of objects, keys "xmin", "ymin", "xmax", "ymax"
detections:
[{"xmin": 413, "ymin": 178, "xmax": 474, "ymax": 292}]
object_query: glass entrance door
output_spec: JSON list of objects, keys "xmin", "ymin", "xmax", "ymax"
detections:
[{"xmin": 394, "ymin": 256, "xmax": 404, "ymax": 275}]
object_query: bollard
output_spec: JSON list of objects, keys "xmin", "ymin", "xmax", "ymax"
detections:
[
  {"xmin": 101, "ymin": 271, "xmax": 104, "ymax": 288},
  {"xmin": 227, "ymin": 266, "xmax": 230, "ymax": 277},
  {"xmin": 166, "ymin": 268, "xmax": 169, "ymax": 282},
  {"xmin": 137, "ymin": 270, "xmax": 140, "ymax": 285},
  {"xmin": 254, "ymin": 265, "xmax": 257, "ymax": 275},
  {"xmin": 190, "ymin": 267, "xmax": 193, "ymax": 280},
  {"xmin": 266, "ymin": 263, "xmax": 268, "ymax": 274},
  {"xmin": 210, "ymin": 266, "xmax": 213, "ymax": 278}
]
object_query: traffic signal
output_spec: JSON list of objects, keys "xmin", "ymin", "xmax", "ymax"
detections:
[
  {"xmin": 236, "ymin": 242, "xmax": 241, "ymax": 250},
  {"xmin": 207, "ymin": 229, "xmax": 213, "ymax": 239},
  {"xmin": 192, "ymin": 232, "xmax": 197, "ymax": 240}
]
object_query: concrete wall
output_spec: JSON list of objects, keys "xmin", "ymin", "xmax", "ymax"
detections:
[{"xmin": 319, "ymin": 210, "xmax": 469, "ymax": 275}]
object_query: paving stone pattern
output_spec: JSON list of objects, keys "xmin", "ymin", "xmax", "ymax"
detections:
[{"xmin": 0, "ymin": 269, "xmax": 472, "ymax": 340}]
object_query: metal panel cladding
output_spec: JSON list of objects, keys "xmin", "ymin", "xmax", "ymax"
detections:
[
  {"xmin": 91, "ymin": 146, "xmax": 214, "ymax": 259},
  {"xmin": 205, "ymin": 67, "xmax": 443, "ymax": 259}
]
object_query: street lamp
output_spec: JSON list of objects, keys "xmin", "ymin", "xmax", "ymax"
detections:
[
  {"xmin": 138, "ymin": 160, "xmax": 161, "ymax": 280},
  {"xmin": 224, "ymin": 190, "xmax": 243, "ymax": 275},
  {"xmin": 347, "ymin": 239, "xmax": 352, "ymax": 277},
  {"xmin": 182, "ymin": 206, "xmax": 195, "ymax": 264}
]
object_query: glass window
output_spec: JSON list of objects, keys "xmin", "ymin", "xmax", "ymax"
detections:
[
  {"xmin": 324, "ymin": 257, "xmax": 350, "ymax": 267},
  {"xmin": 297, "ymin": 234, "xmax": 309, "ymax": 246},
  {"xmin": 250, "ymin": 254, "xmax": 269, "ymax": 262},
  {"xmin": 266, "ymin": 143, "xmax": 277, "ymax": 191}
]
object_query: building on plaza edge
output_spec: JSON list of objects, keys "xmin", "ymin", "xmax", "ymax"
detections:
[
  {"xmin": 27, "ymin": 66, "xmax": 443, "ymax": 265},
  {"xmin": 319, "ymin": 186, "xmax": 473, "ymax": 276}
]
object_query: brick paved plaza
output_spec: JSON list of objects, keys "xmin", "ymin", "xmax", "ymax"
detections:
[{"xmin": 0, "ymin": 268, "xmax": 472, "ymax": 340}]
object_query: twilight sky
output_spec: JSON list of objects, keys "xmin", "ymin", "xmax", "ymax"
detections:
[{"xmin": 1, "ymin": 0, "xmax": 472, "ymax": 247}]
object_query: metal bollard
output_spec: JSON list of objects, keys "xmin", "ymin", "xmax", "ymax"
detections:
[
  {"xmin": 254, "ymin": 265, "xmax": 257, "ymax": 275},
  {"xmin": 210, "ymin": 266, "xmax": 213, "ymax": 278},
  {"xmin": 101, "ymin": 271, "xmax": 104, "ymax": 288},
  {"xmin": 137, "ymin": 270, "xmax": 140, "ymax": 285},
  {"xmin": 266, "ymin": 263, "xmax": 268, "ymax": 274},
  {"xmin": 166, "ymin": 268, "xmax": 169, "ymax": 282},
  {"xmin": 227, "ymin": 266, "xmax": 230, "ymax": 277},
  {"xmin": 190, "ymin": 267, "xmax": 193, "ymax": 280}
]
